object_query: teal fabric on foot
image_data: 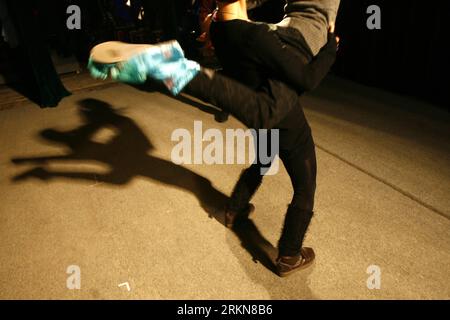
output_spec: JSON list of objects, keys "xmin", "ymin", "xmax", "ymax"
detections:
[
  {"xmin": 87, "ymin": 40, "xmax": 200, "ymax": 95},
  {"xmin": 149, "ymin": 58, "xmax": 200, "ymax": 95}
]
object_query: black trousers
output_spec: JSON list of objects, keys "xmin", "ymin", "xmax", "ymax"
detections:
[
  {"xmin": 227, "ymin": 141, "xmax": 316, "ymax": 257},
  {"xmin": 185, "ymin": 20, "xmax": 318, "ymax": 257}
]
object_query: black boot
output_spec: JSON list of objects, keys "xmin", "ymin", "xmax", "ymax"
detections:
[{"xmin": 278, "ymin": 205, "xmax": 314, "ymax": 258}]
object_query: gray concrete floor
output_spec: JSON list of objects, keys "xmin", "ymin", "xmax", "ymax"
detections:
[{"xmin": 0, "ymin": 76, "xmax": 449, "ymax": 299}]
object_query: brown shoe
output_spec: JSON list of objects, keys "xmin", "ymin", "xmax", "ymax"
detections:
[
  {"xmin": 276, "ymin": 247, "xmax": 315, "ymax": 277},
  {"xmin": 225, "ymin": 204, "xmax": 255, "ymax": 229}
]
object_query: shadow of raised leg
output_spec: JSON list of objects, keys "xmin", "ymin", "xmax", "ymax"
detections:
[
  {"xmin": 11, "ymin": 154, "xmax": 73, "ymax": 165},
  {"xmin": 12, "ymin": 166, "xmax": 52, "ymax": 181},
  {"xmin": 129, "ymin": 80, "xmax": 229, "ymax": 123}
]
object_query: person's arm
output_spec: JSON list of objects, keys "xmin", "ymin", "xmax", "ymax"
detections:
[
  {"xmin": 294, "ymin": 32, "xmax": 338, "ymax": 93},
  {"xmin": 246, "ymin": 27, "xmax": 338, "ymax": 93}
]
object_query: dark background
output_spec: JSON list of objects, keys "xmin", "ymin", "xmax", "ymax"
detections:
[
  {"xmin": 0, "ymin": 0, "xmax": 448, "ymax": 108},
  {"xmin": 212, "ymin": 0, "xmax": 450, "ymax": 107},
  {"xmin": 333, "ymin": 0, "xmax": 449, "ymax": 108}
]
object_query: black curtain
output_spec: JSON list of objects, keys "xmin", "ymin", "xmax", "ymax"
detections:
[
  {"xmin": 6, "ymin": 0, "xmax": 71, "ymax": 108},
  {"xmin": 141, "ymin": 0, "xmax": 178, "ymax": 41}
]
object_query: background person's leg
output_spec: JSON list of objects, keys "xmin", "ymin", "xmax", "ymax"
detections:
[
  {"xmin": 228, "ymin": 163, "xmax": 264, "ymax": 213},
  {"xmin": 226, "ymin": 127, "xmax": 280, "ymax": 227},
  {"xmin": 225, "ymin": 162, "xmax": 264, "ymax": 228}
]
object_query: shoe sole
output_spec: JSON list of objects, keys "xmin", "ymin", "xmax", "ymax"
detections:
[
  {"xmin": 278, "ymin": 258, "xmax": 315, "ymax": 277},
  {"xmin": 90, "ymin": 40, "xmax": 182, "ymax": 64}
]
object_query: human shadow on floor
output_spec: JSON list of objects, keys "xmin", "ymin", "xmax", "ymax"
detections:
[
  {"xmin": 10, "ymin": 98, "xmax": 278, "ymax": 275},
  {"xmin": 131, "ymin": 81, "xmax": 229, "ymax": 123},
  {"xmin": 11, "ymin": 98, "xmax": 225, "ymax": 215}
]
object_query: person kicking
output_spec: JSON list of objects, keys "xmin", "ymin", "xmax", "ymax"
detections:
[{"xmin": 88, "ymin": 1, "xmax": 339, "ymax": 277}]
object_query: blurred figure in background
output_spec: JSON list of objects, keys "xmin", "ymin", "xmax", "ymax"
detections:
[
  {"xmin": 197, "ymin": 0, "xmax": 216, "ymax": 61},
  {"xmin": 1, "ymin": 0, "xmax": 70, "ymax": 108}
]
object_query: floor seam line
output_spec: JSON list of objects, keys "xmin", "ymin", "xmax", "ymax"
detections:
[{"xmin": 315, "ymin": 143, "xmax": 449, "ymax": 221}]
